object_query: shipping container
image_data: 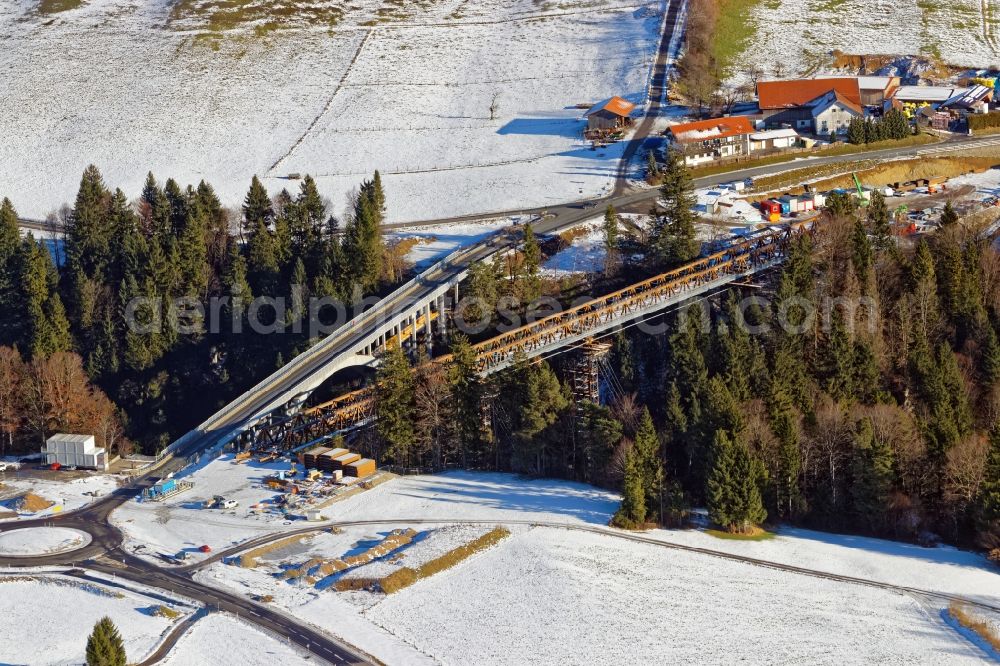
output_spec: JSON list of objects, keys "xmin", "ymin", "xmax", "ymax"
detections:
[{"xmin": 346, "ymin": 459, "xmax": 377, "ymax": 478}]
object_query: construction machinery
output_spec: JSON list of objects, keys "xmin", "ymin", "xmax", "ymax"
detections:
[{"xmin": 853, "ymin": 172, "xmax": 870, "ymax": 207}]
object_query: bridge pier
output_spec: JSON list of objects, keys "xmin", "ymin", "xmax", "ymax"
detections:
[{"xmin": 566, "ymin": 338, "xmax": 613, "ymax": 405}]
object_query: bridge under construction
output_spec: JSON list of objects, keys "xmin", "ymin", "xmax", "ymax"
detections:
[{"xmin": 240, "ymin": 219, "xmax": 812, "ymax": 453}]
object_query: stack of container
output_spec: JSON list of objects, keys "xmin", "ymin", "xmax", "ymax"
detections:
[
  {"xmin": 303, "ymin": 446, "xmax": 332, "ymax": 469},
  {"xmin": 317, "ymin": 448, "xmax": 350, "ymax": 472},
  {"xmin": 346, "ymin": 459, "xmax": 377, "ymax": 479},
  {"xmin": 330, "ymin": 451, "xmax": 361, "ymax": 472}
]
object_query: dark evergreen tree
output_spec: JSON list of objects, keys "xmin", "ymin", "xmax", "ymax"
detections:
[
  {"xmin": 376, "ymin": 343, "xmax": 416, "ymax": 466},
  {"xmin": 653, "ymin": 147, "xmax": 698, "ymax": 266},
  {"xmin": 850, "ymin": 417, "xmax": 894, "ymax": 533},
  {"xmin": 86, "ymin": 616, "xmax": 126, "ymax": 666},
  {"xmin": 242, "ymin": 175, "xmax": 274, "ymax": 233},
  {"xmin": 613, "ymin": 444, "xmax": 647, "ymax": 528},
  {"xmin": 867, "ymin": 189, "xmax": 893, "ymax": 253},
  {"xmin": 940, "ymin": 200, "xmax": 959, "ymax": 227},
  {"xmin": 707, "ymin": 431, "xmax": 767, "ymax": 533},
  {"xmin": 603, "ymin": 204, "xmax": 620, "ymax": 275}
]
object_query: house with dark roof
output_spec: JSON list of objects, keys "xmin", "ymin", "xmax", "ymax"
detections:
[
  {"xmin": 808, "ymin": 90, "xmax": 864, "ymax": 136},
  {"xmin": 666, "ymin": 116, "xmax": 755, "ymax": 166},
  {"xmin": 584, "ymin": 96, "xmax": 636, "ymax": 131}
]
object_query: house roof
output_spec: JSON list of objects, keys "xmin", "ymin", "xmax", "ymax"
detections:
[
  {"xmin": 757, "ymin": 78, "xmax": 862, "ymax": 110},
  {"xmin": 668, "ymin": 116, "xmax": 755, "ymax": 143},
  {"xmin": 941, "ymin": 84, "xmax": 992, "ymax": 109},
  {"xmin": 584, "ymin": 96, "xmax": 636, "ymax": 118},
  {"xmin": 824, "ymin": 75, "xmax": 899, "ymax": 92},
  {"xmin": 807, "ymin": 89, "xmax": 863, "ymax": 117}
]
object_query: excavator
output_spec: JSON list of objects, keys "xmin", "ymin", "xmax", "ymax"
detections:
[{"xmin": 852, "ymin": 172, "xmax": 869, "ymax": 207}]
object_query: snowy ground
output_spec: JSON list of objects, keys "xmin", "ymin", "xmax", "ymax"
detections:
[
  {"xmin": 0, "ymin": 527, "xmax": 91, "ymax": 557},
  {"xmin": 541, "ymin": 220, "xmax": 607, "ymax": 276},
  {"xmin": 0, "ymin": 574, "xmax": 191, "ymax": 666},
  {"xmin": 731, "ymin": 0, "xmax": 1000, "ymax": 85},
  {"xmin": 1, "ymin": 0, "xmax": 662, "ymax": 222},
  {"xmin": 111, "ymin": 453, "xmax": 321, "ymax": 565},
  {"xmin": 389, "ymin": 216, "xmax": 516, "ymax": 267},
  {"xmin": 159, "ymin": 612, "xmax": 313, "ymax": 666},
  {"xmin": 189, "ymin": 471, "xmax": 1000, "ymax": 663},
  {"xmin": 649, "ymin": 523, "xmax": 1000, "ymax": 610},
  {"xmin": 0, "ymin": 472, "xmax": 121, "ymax": 521},
  {"xmin": 366, "ymin": 526, "xmax": 991, "ymax": 665}
]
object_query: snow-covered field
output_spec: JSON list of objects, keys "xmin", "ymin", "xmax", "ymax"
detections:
[
  {"xmin": 389, "ymin": 216, "xmax": 515, "ymax": 267},
  {"xmin": 0, "ymin": 574, "xmax": 190, "ymax": 665},
  {"xmin": 367, "ymin": 526, "xmax": 991, "ymax": 664},
  {"xmin": 0, "ymin": 527, "xmax": 91, "ymax": 557},
  {"xmin": 734, "ymin": 0, "xmax": 1000, "ymax": 85},
  {"xmin": 1, "ymin": 0, "xmax": 662, "ymax": 222},
  {"xmin": 159, "ymin": 612, "xmax": 312, "ymax": 666},
  {"xmin": 0, "ymin": 472, "xmax": 121, "ymax": 521},
  {"xmin": 187, "ymin": 471, "xmax": 1000, "ymax": 663}
]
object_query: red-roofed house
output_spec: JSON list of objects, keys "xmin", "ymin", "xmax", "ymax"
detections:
[
  {"xmin": 666, "ymin": 116, "xmax": 755, "ymax": 165},
  {"xmin": 584, "ymin": 96, "xmax": 637, "ymax": 131},
  {"xmin": 757, "ymin": 78, "xmax": 863, "ymax": 133}
]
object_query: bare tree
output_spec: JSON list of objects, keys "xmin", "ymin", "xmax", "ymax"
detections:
[
  {"xmin": 0, "ymin": 347, "xmax": 24, "ymax": 456},
  {"xmin": 489, "ymin": 92, "xmax": 501, "ymax": 121}
]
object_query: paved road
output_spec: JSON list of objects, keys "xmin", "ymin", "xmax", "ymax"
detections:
[{"xmin": 612, "ymin": 0, "xmax": 684, "ymax": 196}]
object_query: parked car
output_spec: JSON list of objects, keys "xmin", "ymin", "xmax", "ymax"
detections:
[{"xmin": 220, "ymin": 499, "xmax": 239, "ymax": 509}]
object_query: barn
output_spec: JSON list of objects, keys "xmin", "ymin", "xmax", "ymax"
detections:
[{"xmin": 584, "ymin": 96, "xmax": 636, "ymax": 132}]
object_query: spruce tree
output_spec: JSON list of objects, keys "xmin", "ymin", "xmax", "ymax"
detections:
[
  {"xmin": 980, "ymin": 423, "xmax": 1000, "ymax": 523},
  {"xmin": 847, "ymin": 117, "xmax": 866, "ymax": 145},
  {"xmin": 86, "ymin": 616, "xmax": 126, "ymax": 666},
  {"xmin": 707, "ymin": 431, "xmax": 767, "ymax": 533},
  {"xmin": 940, "ymin": 201, "xmax": 959, "ymax": 227},
  {"xmin": 646, "ymin": 149, "xmax": 659, "ymax": 179},
  {"xmin": 0, "ymin": 198, "xmax": 22, "ymax": 346},
  {"xmin": 447, "ymin": 334, "xmax": 488, "ymax": 467},
  {"xmin": 850, "ymin": 417, "xmax": 894, "ymax": 533},
  {"xmin": 653, "ymin": 147, "xmax": 698, "ymax": 266},
  {"xmin": 140, "ymin": 172, "xmax": 171, "ymax": 239},
  {"xmin": 376, "ymin": 343, "xmax": 416, "ymax": 466},
  {"xmin": 633, "ymin": 407, "xmax": 664, "ymax": 518},
  {"xmin": 867, "ymin": 190, "xmax": 893, "ymax": 253},
  {"xmin": 242, "ymin": 175, "xmax": 274, "ymax": 232},
  {"xmin": 603, "ymin": 204, "xmax": 620, "ymax": 275},
  {"xmin": 614, "ymin": 444, "xmax": 647, "ymax": 528}
]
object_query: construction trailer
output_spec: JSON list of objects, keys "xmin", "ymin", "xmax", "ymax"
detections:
[
  {"xmin": 142, "ymin": 478, "xmax": 193, "ymax": 502},
  {"xmin": 43, "ymin": 434, "xmax": 109, "ymax": 471}
]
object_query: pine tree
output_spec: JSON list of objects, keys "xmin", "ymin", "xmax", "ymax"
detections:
[
  {"xmin": 867, "ymin": 190, "xmax": 893, "ymax": 253},
  {"xmin": 633, "ymin": 407, "xmax": 664, "ymax": 518},
  {"xmin": 66, "ymin": 165, "xmax": 112, "ymax": 319},
  {"xmin": 980, "ymin": 423, "xmax": 1000, "ymax": 523},
  {"xmin": 222, "ymin": 238, "xmax": 252, "ymax": 330},
  {"xmin": 603, "ymin": 204, "xmax": 620, "ymax": 275},
  {"xmin": 86, "ymin": 616, "xmax": 126, "ymax": 666},
  {"xmin": 940, "ymin": 200, "xmax": 959, "ymax": 227},
  {"xmin": 0, "ymin": 198, "xmax": 23, "ymax": 346},
  {"xmin": 817, "ymin": 310, "xmax": 855, "ymax": 401},
  {"xmin": 511, "ymin": 360, "xmax": 569, "ymax": 474},
  {"xmin": 242, "ymin": 175, "xmax": 274, "ymax": 232},
  {"xmin": 980, "ymin": 323, "xmax": 1000, "ymax": 388},
  {"xmin": 520, "ymin": 223, "xmax": 542, "ymax": 303},
  {"xmin": 646, "ymin": 149, "xmax": 660, "ymax": 179},
  {"xmin": 653, "ymin": 147, "xmax": 698, "ymax": 266},
  {"xmin": 376, "ymin": 343, "xmax": 416, "ymax": 466},
  {"xmin": 707, "ymin": 430, "xmax": 767, "ymax": 533},
  {"xmin": 850, "ymin": 417, "xmax": 894, "ymax": 533},
  {"xmin": 343, "ymin": 176, "xmax": 385, "ymax": 291},
  {"xmin": 246, "ymin": 220, "xmax": 279, "ymax": 297},
  {"xmin": 613, "ymin": 444, "xmax": 647, "ymax": 528},
  {"xmin": 847, "ymin": 116, "xmax": 866, "ymax": 145},
  {"xmin": 140, "ymin": 172, "xmax": 171, "ymax": 239},
  {"xmin": 447, "ymin": 334, "xmax": 488, "ymax": 467}
]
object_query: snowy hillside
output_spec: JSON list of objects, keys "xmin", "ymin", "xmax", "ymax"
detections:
[
  {"xmin": 0, "ymin": 0, "xmax": 662, "ymax": 222},
  {"xmin": 733, "ymin": 0, "xmax": 1000, "ymax": 84}
]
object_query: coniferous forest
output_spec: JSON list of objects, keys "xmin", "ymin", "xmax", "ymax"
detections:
[{"xmin": 1, "ymin": 156, "xmax": 999, "ymax": 557}]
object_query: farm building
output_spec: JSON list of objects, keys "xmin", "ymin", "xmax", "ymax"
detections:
[
  {"xmin": 749, "ymin": 128, "xmax": 799, "ymax": 152},
  {"xmin": 808, "ymin": 90, "xmax": 864, "ymax": 136},
  {"xmin": 584, "ymin": 96, "xmax": 636, "ymax": 132},
  {"xmin": 892, "ymin": 85, "xmax": 967, "ymax": 105},
  {"xmin": 666, "ymin": 116, "xmax": 755, "ymax": 166},
  {"xmin": 43, "ymin": 434, "xmax": 109, "ymax": 471},
  {"xmin": 757, "ymin": 78, "xmax": 862, "ymax": 130},
  {"xmin": 940, "ymin": 85, "xmax": 993, "ymax": 113}
]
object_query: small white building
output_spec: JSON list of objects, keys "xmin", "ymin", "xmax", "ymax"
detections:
[
  {"xmin": 749, "ymin": 128, "xmax": 799, "ymax": 152},
  {"xmin": 43, "ymin": 434, "xmax": 109, "ymax": 471}
]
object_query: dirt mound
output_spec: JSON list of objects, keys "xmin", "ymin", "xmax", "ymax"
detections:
[{"xmin": 11, "ymin": 492, "xmax": 54, "ymax": 513}]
